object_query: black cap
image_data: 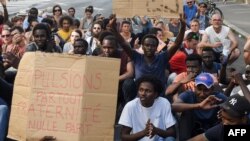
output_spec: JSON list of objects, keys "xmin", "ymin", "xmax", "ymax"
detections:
[{"xmin": 220, "ymin": 94, "xmax": 250, "ymax": 118}]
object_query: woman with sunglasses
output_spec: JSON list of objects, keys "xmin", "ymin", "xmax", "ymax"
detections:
[
  {"xmin": 52, "ymin": 5, "xmax": 63, "ymax": 27},
  {"xmin": 63, "ymin": 29, "xmax": 82, "ymax": 53}
]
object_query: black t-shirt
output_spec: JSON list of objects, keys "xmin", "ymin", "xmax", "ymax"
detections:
[{"xmin": 205, "ymin": 123, "xmax": 224, "ymax": 141}]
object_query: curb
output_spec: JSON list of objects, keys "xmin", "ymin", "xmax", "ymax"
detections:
[{"xmin": 223, "ymin": 19, "xmax": 250, "ymax": 39}]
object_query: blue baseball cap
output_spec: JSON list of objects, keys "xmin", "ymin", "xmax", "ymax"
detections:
[{"xmin": 195, "ymin": 73, "xmax": 214, "ymax": 88}]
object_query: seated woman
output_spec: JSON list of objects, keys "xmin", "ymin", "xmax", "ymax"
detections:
[
  {"xmin": 54, "ymin": 16, "xmax": 73, "ymax": 49},
  {"xmin": 63, "ymin": 29, "xmax": 82, "ymax": 53}
]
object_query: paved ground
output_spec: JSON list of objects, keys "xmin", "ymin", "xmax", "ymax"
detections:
[
  {"xmin": 3, "ymin": 0, "xmax": 51, "ymax": 16},
  {"xmin": 217, "ymin": 1, "xmax": 250, "ymax": 37},
  {"xmin": 3, "ymin": 0, "xmax": 112, "ymax": 18}
]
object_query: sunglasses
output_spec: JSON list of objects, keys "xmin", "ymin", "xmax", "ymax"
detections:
[
  {"xmin": 54, "ymin": 9, "xmax": 61, "ymax": 12},
  {"xmin": 213, "ymin": 19, "xmax": 221, "ymax": 22},
  {"xmin": 1, "ymin": 34, "xmax": 11, "ymax": 38},
  {"xmin": 187, "ymin": 1, "xmax": 193, "ymax": 4}
]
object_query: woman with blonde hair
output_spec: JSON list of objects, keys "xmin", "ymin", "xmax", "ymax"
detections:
[{"xmin": 63, "ymin": 29, "xmax": 82, "ymax": 53}]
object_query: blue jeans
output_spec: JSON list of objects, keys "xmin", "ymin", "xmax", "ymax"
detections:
[{"xmin": 0, "ymin": 98, "xmax": 8, "ymax": 141}]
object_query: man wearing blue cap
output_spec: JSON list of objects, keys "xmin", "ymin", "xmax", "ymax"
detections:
[
  {"xmin": 172, "ymin": 72, "xmax": 227, "ymax": 140},
  {"xmin": 188, "ymin": 94, "xmax": 250, "ymax": 141}
]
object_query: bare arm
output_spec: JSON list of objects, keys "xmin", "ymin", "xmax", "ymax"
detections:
[
  {"xmin": 219, "ymin": 49, "xmax": 233, "ymax": 84},
  {"xmin": 224, "ymin": 81, "xmax": 236, "ymax": 97},
  {"xmin": 1, "ymin": 1, "xmax": 9, "ymax": 23},
  {"xmin": 234, "ymin": 73, "xmax": 250, "ymax": 103},
  {"xmin": 172, "ymin": 95, "xmax": 221, "ymax": 112},
  {"xmin": 198, "ymin": 33, "xmax": 223, "ymax": 49},
  {"xmin": 108, "ymin": 15, "xmax": 133, "ymax": 58},
  {"xmin": 172, "ymin": 98, "xmax": 200, "ymax": 112},
  {"xmin": 119, "ymin": 61, "xmax": 134, "ymax": 81},
  {"xmin": 165, "ymin": 73, "xmax": 194, "ymax": 96},
  {"xmin": 167, "ymin": 16, "xmax": 185, "ymax": 59},
  {"xmin": 165, "ymin": 82, "xmax": 183, "ymax": 96},
  {"xmin": 227, "ymin": 30, "xmax": 238, "ymax": 51}
]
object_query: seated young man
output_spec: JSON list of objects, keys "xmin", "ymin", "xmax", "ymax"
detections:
[
  {"xmin": 201, "ymin": 47, "xmax": 221, "ymax": 78},
  {"xmin": 119, "ymin": 75, "xmax": 176, "ymax": 141},
  {"xmin": 187, "ymin": 94, "xmax": 250, "ymax": 141},
  {"xmin": 165, "ymin": 54, "xmax": 202, "ymax": 102},
  {"xmin": 172, "ymin": 73, "xmax": 227, "ymax": 141}
]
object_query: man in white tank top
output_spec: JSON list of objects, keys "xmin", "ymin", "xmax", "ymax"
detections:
[{"xmin": 198, "ymin": 14, "xmax": 240, "ymax": 65}]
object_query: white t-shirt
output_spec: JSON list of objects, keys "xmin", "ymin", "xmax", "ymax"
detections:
[
  {"xmin": 118, "ymin": 97, "xmax": 176, "ymax": 141},
  {"xmin": 205, "ymin": 25, "xmax": 230, "ymax": 53}
]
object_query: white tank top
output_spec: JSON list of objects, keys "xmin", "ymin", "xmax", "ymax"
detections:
[{"xmin": 205, "ymin": 25, "xmax": 230, "ymax": 53}]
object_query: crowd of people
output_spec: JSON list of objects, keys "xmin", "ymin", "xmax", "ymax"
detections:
[{"xmin": 0, "ymin": 0, "xmax": 250, "ymax": 141}]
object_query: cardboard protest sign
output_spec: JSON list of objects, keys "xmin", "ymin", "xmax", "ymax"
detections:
[
  {"xmin": 113, "ymin": 0, "xmax": 183, "ymax": 18},
  {"xmin": 8, "ymin": 52, "xmax": 120, "ymax": 141}
]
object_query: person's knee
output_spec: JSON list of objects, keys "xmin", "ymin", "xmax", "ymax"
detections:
[{"xmin": 233, "ymin": 48, "xmax": 241, "ymax": 57}]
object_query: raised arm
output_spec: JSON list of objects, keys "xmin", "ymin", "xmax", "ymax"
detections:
[
  {"xmin": 1, "ymin": 1, "xmax": 9, "ymax": 23},
  {"xmin": 234, "ymin": 73, "xmax": 250, "ymax": 103},
  {"xmin": 119, "ymin": 60, "xmax": 134, "ymax": 81},
  {"xmin": 167, "ymin": 15, "xmax": 186, "ymax": 59},
  {"xmin": 108, "ymin": 14, "xmax": 133, "ymax": 58}
]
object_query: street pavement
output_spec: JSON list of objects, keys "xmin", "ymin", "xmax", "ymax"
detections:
[
  {"xmin": 4, "ymin": 0, "xmax": 52, "ymax": 16},
  {"xmin": 217, "ymin": 1, "xmax": 250, "ymax": 38},
  {"xmin": 3, "ymin": 0, "xmax": 112, "ymax": 18}
]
